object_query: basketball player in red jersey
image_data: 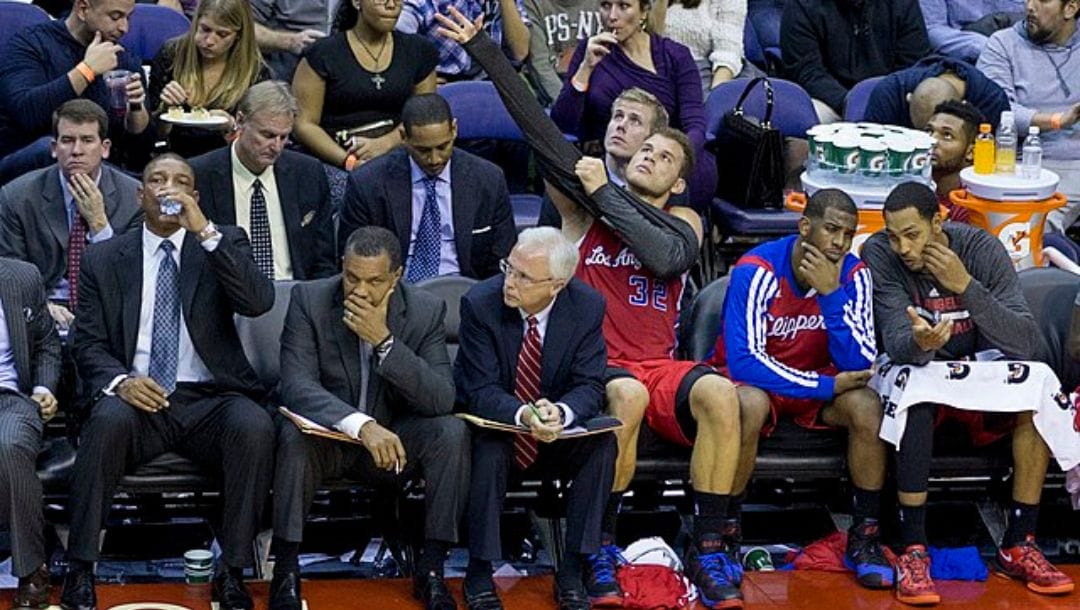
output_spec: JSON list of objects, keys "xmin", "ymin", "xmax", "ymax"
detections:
[{"xmin": 550, "ymin": 127, "xmax": 744, "ymax": 609}]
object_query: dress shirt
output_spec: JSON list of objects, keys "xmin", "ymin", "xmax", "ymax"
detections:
[
  {"xmin": 407, "ymin": 157, "xmax": 459, "ymax": 276},
  {"xmin": 51, "ymin": 168, "xmax": 114, "ymax": 302},
  {"xmin": 0, "ymin": 294, "xmax": 51, "ymax": 397},
  {"xmin": 230, "ymin": 144, "xmax": 294, "ymax": 280},
  {"xmin": 511, "ymin": 294, "xmax": 575, "ymax": 426},
  {"xmin": 334, "ymin": 334, "xmax": 395, "ymax": 439}
]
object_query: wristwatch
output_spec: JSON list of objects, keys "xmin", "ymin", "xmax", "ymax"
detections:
[
  {"xmin": 196, "ymin": 221, "xmax": 221, "ymax": 242},
  {"xmin": 375, "ymin": 335, "xmax": 395, "ymax": 359}
]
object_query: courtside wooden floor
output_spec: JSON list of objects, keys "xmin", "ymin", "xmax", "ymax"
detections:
[{"xmin": 10, "ymin": 566, "xmax": 1080, "ymax": 609}]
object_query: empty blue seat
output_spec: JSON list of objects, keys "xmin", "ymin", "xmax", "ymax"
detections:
[{"xmin": 119, "ymin": 4, "xmax": 190, "ymax": 62}]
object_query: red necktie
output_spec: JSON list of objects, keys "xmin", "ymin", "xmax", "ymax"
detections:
[
  {"xmin": 513, "ymin": 316, "xmax": 542, "ymax": 469},
  {"xmin": 67, "ymin": 211, "xmax": 88, "ymax": 310}
]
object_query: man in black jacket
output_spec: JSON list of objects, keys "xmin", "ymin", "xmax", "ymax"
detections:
[
  {"xmin": 780, "ymin": 0, "xmax": 931, "ymax": 122},
  {"xmin": 62, "ymin": 154, "xmax": 276, "ymax": 610}
]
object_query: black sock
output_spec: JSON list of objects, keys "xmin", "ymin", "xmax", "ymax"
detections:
[
  {"xmin": 67, "ymin": 558, "xmax": 93, "ymax": 574},
  {"xmin": 557, "ymin": 552, "xmax": 585, "ymax": 589},
  {"xmin": 464, "ymin": 558, "xmax": 493, "ymax": 592},
  {"xmin": 601, "ymin": 492, "xmax": 624, "ymax": 542},
  {"xmin": 852, "ymin": 487, "xmax": 881, "ymax": 524},
  {"xmin": 418, "ymin": 540, "xmax": 450, "ymax": 576},
  {"xmin": 693, "ymin": 490, "xmax": 731, "ymax": 544},
  {"xmin": 898, "ymin": 504, "xmax": 928, "ymax": 548},
  {"xmin": 271, "ymin": 538, "xmax": 300, "ymax": 572},
  {"xmin": 1002, "ymin": 501, "xmax": 1039, "ymax": 548},
  {"xmin": 727, "ymin": 491, "xmax": 746, "ymax": 520}
]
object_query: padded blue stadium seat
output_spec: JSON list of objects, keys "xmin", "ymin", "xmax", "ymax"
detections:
[
  {"xmin": 510, "ymin": 193, "xmax": 541, "ymax": 230},
  {"xmin": 0, "ymin": 2, "xmax": 51, "ymax": 49},
  {"xmin": 844, "ymin": 76, "xmax": 884, "ymax": 122},
  {"xmin": 438, "ymin": 81, "xmax": 524, "ymax": 141},
  {"xmin": 119, "ymin": 4, "xmax": 190, "ymax": 63}
]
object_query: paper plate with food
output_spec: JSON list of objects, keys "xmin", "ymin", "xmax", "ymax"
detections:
[{"xmin": 160, "ymin": 107, "xmax": 230, "ymax": 126}]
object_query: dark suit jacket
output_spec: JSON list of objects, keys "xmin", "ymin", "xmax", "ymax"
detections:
[
  {"xmin": 71, "ymin": 226, "xmax": 275, "ymax": 400},
  {"xmin": 339, "ymin": 148, "xmax": 516, "ymax": 280},
  {"xmin": 0, "ymin": 164, "xmax": 142, "ymax": 293},
  {"xmin": 0, "ymin": 257, "xmax": 61, "ymax": 395},
  {"xmin": 279, "ymin": 277, "xmax": 454, "ymax": 429},
  {"xmin": 189, "ymin": 147, "xmax": 336, "ymax": 280},
  {"xmin": 454, "ymin": 275, "xmax": 606, "ymax": 425}
]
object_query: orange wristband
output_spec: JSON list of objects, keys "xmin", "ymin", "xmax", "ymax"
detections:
[
  {"xmin": 75, "ymin": 62, "xmax": 95, "ymax": 83},
  {"xmin": 344, "ymin": 154, "xmax": 359, "ymax": 172},
  {"xmin": 1051, "ymin": 112, "xmax": 1064, "ymax": 131}
]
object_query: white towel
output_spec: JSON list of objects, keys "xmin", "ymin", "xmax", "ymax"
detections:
[{"xmin": 870, "ymin": 356, "xmax": 1080, "ymax": 471}]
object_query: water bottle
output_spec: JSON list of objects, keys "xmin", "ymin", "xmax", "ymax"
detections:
[
  {"xmin": 995, "ymin": 111, "xmax": 1017, "ymax": 174},
  {"xmin": 1021, "ymin": 126, "xmax": 1043, "ymax": 180}
]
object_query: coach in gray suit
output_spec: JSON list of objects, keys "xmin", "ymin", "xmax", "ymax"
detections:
[
  {"xmin": 0, "ymin": 257, "xmax": 61, "ymax": 609},
  {"xmin": 269, "ymin": 227, "xmax": 469, "ymax": 610},
  {"xmin": 0, "ymin": 100, "xmax": 141, "ymax": 329}
]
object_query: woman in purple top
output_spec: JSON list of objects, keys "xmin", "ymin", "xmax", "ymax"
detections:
[{"xmin": 550, "ymin": 0, "xmax": 716, "ymax": 210}]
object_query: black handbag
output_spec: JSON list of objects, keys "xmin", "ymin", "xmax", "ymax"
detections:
[{"xmin": 708, "ymin": 77, "xmax": 785, "ymax": 209}]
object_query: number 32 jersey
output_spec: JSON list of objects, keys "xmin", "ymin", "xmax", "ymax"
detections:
[{"xmin": 576, "ymin": 219, "xmax": 685, "ymax": 362}]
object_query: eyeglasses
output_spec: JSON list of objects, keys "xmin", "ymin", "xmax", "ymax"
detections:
[{"xmin": 500, "ymin": 258, "xmax": 554, "ymax": 287}]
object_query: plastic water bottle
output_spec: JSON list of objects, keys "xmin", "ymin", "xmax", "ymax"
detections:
[
  {"xmin": 1021, "ymin": 126, "xmax": 1043, "ymax": 180},
  {"xmin": 995, "ymin": 111, "xmax": 1017, "ymax": 174}
]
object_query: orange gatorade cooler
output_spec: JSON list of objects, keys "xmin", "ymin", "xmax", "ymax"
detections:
[
  {"xmin": 785, "ymin": 191, "xmax": 885, "ymax": 254},
  {"xmin": 951, "ymin": 167, "xmax": 1066, "ymax": 269}
]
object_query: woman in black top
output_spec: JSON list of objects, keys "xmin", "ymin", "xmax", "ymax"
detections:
[
  {"xmin": 148, "ymin": 0, "xmax": 271, "ymax": 159},
  {"xmin": 292, "ymin": 0, "xmax": 438, "ymax": 173}
]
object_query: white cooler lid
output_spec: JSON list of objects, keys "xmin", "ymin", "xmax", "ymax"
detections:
[{"xmin": 959, "ymin": 167, "xmax": 1059, "ymax": 201}]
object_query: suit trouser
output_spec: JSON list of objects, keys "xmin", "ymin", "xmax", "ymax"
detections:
[
  {"xmin": 67, "ymin": 384, "xmax": 274, "ymax": 567},
  {"xmin": 468, "ymin": 429, "xmax": 616, "ymax": 562},
  {"xmin": 0, "ymin": 392, "xmax": 45, "ymax": 577},
  {"xmin": 272, "ymin": 414, "xmax": 471, "ymax": 544}
]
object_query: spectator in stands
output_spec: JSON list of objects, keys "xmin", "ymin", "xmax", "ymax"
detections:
[
  {"xmin": 926, "ymin": 99, "xmax": 981, "ymax": 222},
  {"xmin": 270, "ymin": 226, "xmax": 469, "ymax": 610},
  {"xmin": 861, "ymin": 182, "xmax": 1075, "ymax": 606},
  {"xmin": 919, "ymin": 0, "xmax": 1024, "ymax": 63},
  {"xmin": 538, "ymin": 87, "xmax": 668, "ymax": 227},
  {"xmin": 190, "ymin": 81, "xmax": 336, "ymax": 281},
  {"xmin": 0, "ymin": 100, "xmax": 142, "ymax": 331},
  {"xmin": 61, "ymin": 154, "xmax": 276, "ymax": 610},
  {"xmin": 398, "ymin": 0, "xmax": 531, "ymax": 80},
  {"xmin": 0, "ymin": 0, "xmax": 149, "ymax": 186},
  {"xmin": 978, "ymin": 0, "xmax": 1080, "ymax": 233},
  {"xmin": 780, "ymin": 0, "xmax": 930, "ymax": 123},
  {"xmin": 710, "ymin": 189, "xmax": 891, "ymax": 592},
  {"xmin": 863, "ymin": 56, "xmax": 1010, "ymax": 130},
  {"xmin": 455, "ymin": 227, "xmax": 616, "ymax": 610},
  {"xmin": 292, "ymin": 0, "xmax": 438, "ymax": 203},
  {"xmin": 550, "ymin": 0, "xmax": 717, "ymax": 210},
  {"xmin": 339, "ymin": 93, "xmax": 515, "ymax": 282},
  {"xmin": 148, "ymin": 0, "xmax": 272, "ymax": 159},
  {"xmin": 250, "ymin": 0, "xmax": 330, "ymax": 81},
  {"xmin": 0, "ymin": 258, "xmax": 60, "ymax": 610},
  {"xmin": 436, "ymin": 14, "xmax": 739, "ymax": 605},
  {"xmin": 661, "ymin": 0, "xmax": 749, "ymax": 92},
  {"xmin": 524, "ymin": 0, "xmax": 602, "ymax": 105}
]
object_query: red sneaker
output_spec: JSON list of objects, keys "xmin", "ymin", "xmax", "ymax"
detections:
[
  {"xmin": 894, "ymin": 545, "xmax": 940, "ymax": 606},
  {"xmin": 996, "ymin": 535, "xmax": 1075, "ymax": 595}
]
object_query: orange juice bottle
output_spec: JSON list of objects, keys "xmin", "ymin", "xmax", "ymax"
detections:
[{"xmin": 974, "ymin": 123, "xmax": 995, "ymax": 174}]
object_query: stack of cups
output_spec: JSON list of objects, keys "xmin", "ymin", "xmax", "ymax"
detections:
[
  {"xmin": 806, "ymin": 122, "xmax": 934, "ymax": 187},
  {"xmin": 184, "ymin": 549, "xmax": 214, "ymax": 584}
]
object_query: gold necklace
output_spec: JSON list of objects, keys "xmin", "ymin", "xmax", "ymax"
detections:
[{"xmin": 350, "ymin": 30, "xmax": 390, "ymax": 90}]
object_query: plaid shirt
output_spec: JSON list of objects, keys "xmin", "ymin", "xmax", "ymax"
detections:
[{"xmin": 397, "ymin": 0, "xmax": 530, "ymax": 76}]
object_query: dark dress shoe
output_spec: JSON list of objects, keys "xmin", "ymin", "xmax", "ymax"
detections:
[
  {"xmin": 553, "ymin": 579, "xmax": 591, "ymax": 610},
  {"xmin": 212, "ymin": 569, "xmax": 254, "ymax": 610},
  {"xmin": 58, "ymin": 566, "xmax": 96, "ymax": 610},
  {"xmin": 12, "ymin": 564, "xmax": 49, "ymax": 609},
  {"xmin": 462, "ymin": 579, "xmax": 503, "ymax": 610},
  {"xmin": 412, "ymin": 571, "xmax": 456, "ymax": 610},
  {"xmin": 268, "ymin": 568, "xmax": 303, "ymax": 610}
]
